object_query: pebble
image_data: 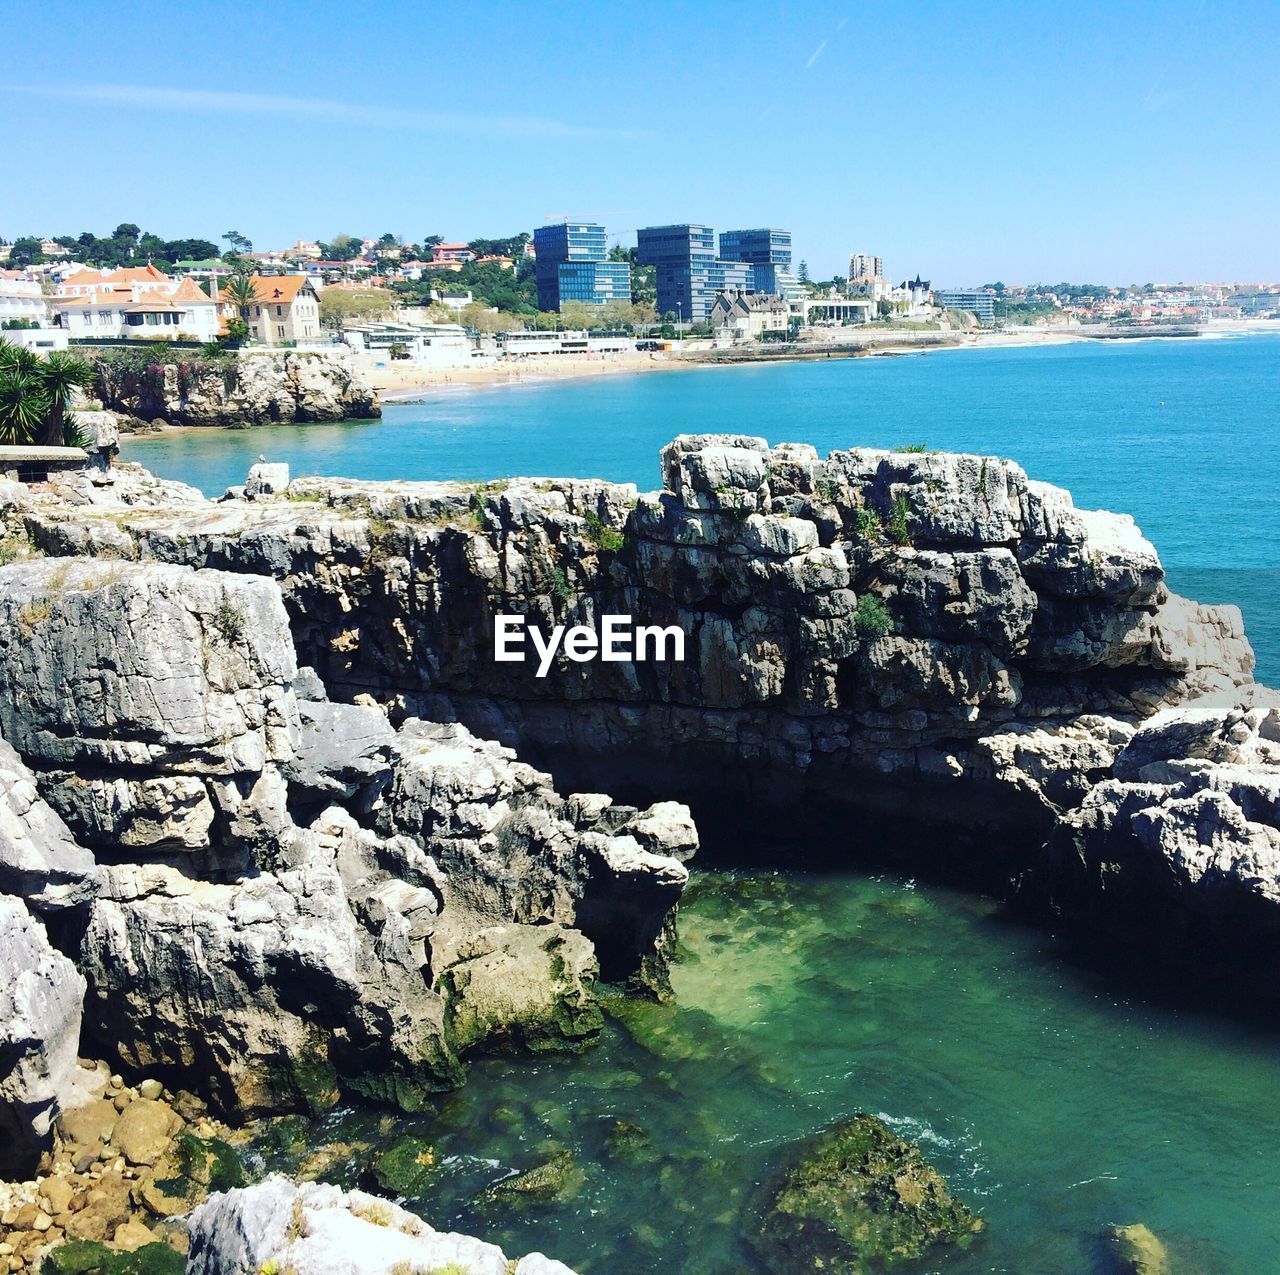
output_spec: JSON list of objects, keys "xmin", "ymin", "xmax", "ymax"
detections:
[
  {"xmin": 138, "ymin": 1079, "xmax": 163, "ymax": 1100},
  {"xmin": 31, "ymin": 1213, "xmax": 52, "ymax": 1233},
  {"xmin": 109, "ymin": 1075, "xmax": 123, "ymax": 1090}
]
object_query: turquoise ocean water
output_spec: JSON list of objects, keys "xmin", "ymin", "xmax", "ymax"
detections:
[
  {"xmin": 128, "ymin": 335, "xmax": 1280, "ymax": 1270},
  {"xmin": 127, "ymin": 333, "xmax": 1279, "ymax": 679}
]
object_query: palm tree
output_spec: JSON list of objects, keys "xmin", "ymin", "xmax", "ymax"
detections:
[
  {"xmin": 221, "ymin": 270, "xmax": 258, "ymax": 347},
  {"xmin": 0, "ymin": 339, "xmax": 94, "ymax": 446},
  {"xmin": 0, "ymin": 343, "xmax": 49, "ymax": 444},
  {"xmin": 38, "ymin": 351, "xmax": 95, "ymax": 447}
]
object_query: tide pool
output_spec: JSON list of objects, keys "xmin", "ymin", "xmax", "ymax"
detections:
[
  {"xmin": 251, "ymin": 868, "xmax": 1280, "ymax": 1273},
  {"xmin": 124, "ymin": 333, "xmax": 1280, "ymax": 680}
]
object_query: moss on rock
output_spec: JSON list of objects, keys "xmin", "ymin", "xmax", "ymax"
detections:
[
  {"xmin": 484, "ymin": 1149, "xmax": 585, "ymax": 1207},
  {"xmin": 747, "ymin": 1114, "xmax": 984, "ymax": 1274},
  {"xmin": 40, "ymin": 1240, "xmax": 184, "ymax": 1275},
  {"xmin": 371, "ymin": 1134, "xmax": 441, "ymax": 1197}
]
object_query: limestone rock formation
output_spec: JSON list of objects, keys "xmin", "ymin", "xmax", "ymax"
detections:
[
  {"xmin": 0, "ymin": 431, "xmax": 1267, "ymax": 975},
  {"xmin": 92, "ymin": 349, "xmax": 379, "ymax": 427},
  {"xmin": 0, "ymin": 558, "xmax": 299, "ymax": 870},
  {"xmin": 746, "ymin": 1113, "xmax": 985, "ymax": 1273},
  {"xmin": 0, "ymin": 897, "xmax": 86, "ymax": 1177},
  {"xmin": 0, "ymin": 739, "xmax": 96, "ymax": 913},
  {"xmin": 1033, "ymin": 689, "xmax": 1280, "ymax": 957},
  {"xmin": 185, "ymin": 1176, "xmax": 580, "ymax": 1275},
  {"xmin": 0, "ymin": 550, "xmax": 694, "ymax": 1122}
]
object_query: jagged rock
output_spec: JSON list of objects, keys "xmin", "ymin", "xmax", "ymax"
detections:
[
  {"xmin": 3, "ymin": 431, "xmax": 1268, "ymax": 973},
  {"xmin": 0, "ymin": 738, "xmax": 96, "ymax": 912},
  {"xmin": 77, "ymin": 846, "xmax": 458, "ymax": 1120},
  {"xmin": 379, "ymin": 719, "xmax": 692, "ymax": 984},
  {"xmin": 1032, "ymin": 691, "xmax": 1280, "ymax": 956},
  {"xmin": 747, "ymin": 1114, "xmax": 985, "ymax": 1273},
  {"xmin": 92, "ymin": 349, "xmax": 379, "ymax": 427},
  {"xmin": 0, "ymin": 895, "xmax": 87, "ymax": 1177},
  {"xmin": 185, "ymin": 1176, "xmax": 579, "ymax": 1275},
  {"xmin": 437, "ymin": 924, "xmax": 603, "ymax": 1055},
  {"xmin": 245, "ymin": 460, "xmax": 290, "ymax": 498},
  {"xmin": 284, "ymin": 698, "xmax": 396, "ymax": 806},
  {"xmin": 0, "ymin": 558, "xmax": 298, "ymax": 776}
]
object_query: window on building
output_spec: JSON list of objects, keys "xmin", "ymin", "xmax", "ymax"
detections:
[
  {"xmin": 276, "ymin": 324, "xmax": 285, "ymax": 339},
  {"xmin": 276, "ymin": 305, "xmax": 283, "ymax": 317}
]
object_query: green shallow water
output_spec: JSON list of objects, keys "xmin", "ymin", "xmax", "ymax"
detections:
[{"xmin": 249, "ymin": 870, "xmax": 1280, "ymax": 1273}]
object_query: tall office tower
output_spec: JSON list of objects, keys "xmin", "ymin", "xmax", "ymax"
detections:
[
  {"xmin": 532, "ymin": 222, "xmax": 631, "ymax": 312},
  {"xmin": 636, "ymin": 224, "xmax": 752, "ymax": 323},
  {"xmin": 719, "ymin": 227, "xmax": 801, "ymax": 296}
]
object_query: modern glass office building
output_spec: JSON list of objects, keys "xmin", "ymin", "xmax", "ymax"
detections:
[
  {"xmin": 532, "ymin": 222, "xmax": 629, "ymax": 311},
  {"xmin": 936, "ymin": 289, "xmax": 996, "ymax": 325},
  {"xmin": 638, "ymin": 224, "xmax": 766, "ymax": 322},
  {"xmin": 556, "ymin": 260, "xmax": 633, "ymax": 306},
  {"xmin": 637, "ymin": 223, "xmax": 801, "ymax": 321},
  {"xmin": 719, "ymin": 228, "xmax": 792, "ymax": 267}
]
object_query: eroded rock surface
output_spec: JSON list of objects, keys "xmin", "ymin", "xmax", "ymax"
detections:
[
  {"xmin": 0, "ymin": 552, "xmax": 693, "ymax": 1123},
  {"xmin": 92, "ymin": 349, "xmax": 379, "ymax": 427},
  {"xmin": 0, "ymin": 897, "xmax": 86, "ymax": 1177},
  {"xmin": 1032, "ymin": 689, "xmax": 1280, "ymax": 954},
  {"xmin": 185, "ymin": 1175, "xmax": 579, "ymax": 1275}
]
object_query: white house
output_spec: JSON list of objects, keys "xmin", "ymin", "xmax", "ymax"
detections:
[
  {"xmin": 52, "ymin": 268, "xmax": 221, "ymax": 341},
  {"xmin": 0, "ymin": 275, "xmax": 48, "ymax": 327}
]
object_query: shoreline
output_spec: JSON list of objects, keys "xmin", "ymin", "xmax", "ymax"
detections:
[
  {"xmin": 363, "ymin": 327, "xmax": 1086, "ymax": 402},
  {"xmin": 365, "ymin": 317, "xmax": 1280, "ymax": 403}
]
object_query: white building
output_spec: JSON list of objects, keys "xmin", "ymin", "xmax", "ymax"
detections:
[
  {"xmin": 498, "ymin": 330, "xmax": 634, "ymax": 356},
  {"xmin": 342, "ymin": 321, "xmax": 473, "ymax": 366},
  {"xmin": 0, "ymin": 276, "xmax": 48, "ymax": 327},
  {"xmin": 0, "ymin": 327, "xmax": 68, "ymax": 353},
  {"xmin": 848, "ymin": 253, "xmax": 883, "ymax": 282},
  {"xmin": 52, "ymin": 267, "xmax": 221, "ymax": 341},
  {"xmin": 803, "ymin": 296, "xmax": 876, "ymax": 325}
]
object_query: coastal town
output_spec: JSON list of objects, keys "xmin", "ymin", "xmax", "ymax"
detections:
[{"xmin": 2, "ymin": 221, "xmax": 1277, "ymax": 393}]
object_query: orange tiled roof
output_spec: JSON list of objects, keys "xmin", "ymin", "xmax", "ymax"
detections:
[
  {"xmin": 249, "ymin": 274, "xmax": 310, "ymax": 304},
  {"xmin": 62, "ymin": 264, "xmax": 170, "ymax": 288},
  {"xmin": 170, "ymin": 277, "xmax": 214, "ymax": 304}
]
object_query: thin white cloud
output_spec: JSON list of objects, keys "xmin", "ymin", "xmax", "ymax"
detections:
[
  {"xmin": 805, "ymin": 39, "xmax": 829, "ymax": 69},
  {"xmin": 6, "ymin": 83, "xmax": 647, "ymax": 140}
]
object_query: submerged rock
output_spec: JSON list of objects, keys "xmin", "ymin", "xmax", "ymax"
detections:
[
  {"xmin": 747, "ymin": 1114, "xmax": 984, "ymax": 1273},
  {"xmin": 1105, "ymin": 1222, "xmax": 1170, "ymax": 1274},
  {"xmin": 484, "ymin": 1149, "xmax": 585, "ymax": 1206}
]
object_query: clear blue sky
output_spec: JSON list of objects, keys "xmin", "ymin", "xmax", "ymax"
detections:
[{"xmin": 3, "ymin": 0, "xmax": 1278, "ymax": 285}]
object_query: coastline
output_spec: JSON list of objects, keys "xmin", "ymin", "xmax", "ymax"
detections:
[{"xmin": 363, "ymin": 326, "xmax": 1088, "ymax": 402}]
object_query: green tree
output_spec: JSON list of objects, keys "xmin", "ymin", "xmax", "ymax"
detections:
[
  {"xmin": 222, "ymin": 269, "xmax": 259, "ymax": 335},
  {"xmin": 798, "ymin": 260, "xmax": 810, "ymax": 283},
  {"xmin": 223, "ymin": 229, "xmax": 253, "ymax": 254},
  {"xmin": 0, "ymin": 341, "xmax": 94, "ymax": 446},
  {"xmin": 319, "ymin": 287, "xmax": 393, "ymax": 328}
]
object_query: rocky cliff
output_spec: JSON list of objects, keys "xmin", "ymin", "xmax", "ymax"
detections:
[
  {"xmin": 0, "ymin": 541, "xmax": 694, "ymax": 1182},
  {"xmin": 9, "ymin": 433, "xmax": 1273, "ymax": 973},
  {"xmin": 91, "ymin": 348, "xmax": 380, "ymax": 426}
]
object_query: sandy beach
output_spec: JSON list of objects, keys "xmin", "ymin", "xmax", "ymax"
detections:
[
  {"xmin": 362, "ymin": 350, "xmax": 688, "ymax": 400},
  {"xmin": 359, "ymin": 326, "xmax": 1092, "ymax": 401},
  {"xmin": 358, "ymin": 320, "xmax": 1279, "ymax": 402}
]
